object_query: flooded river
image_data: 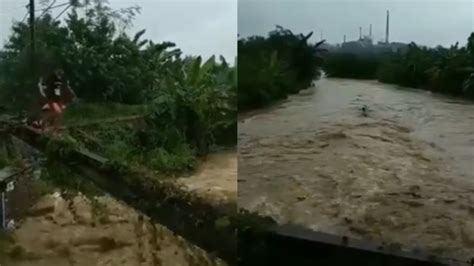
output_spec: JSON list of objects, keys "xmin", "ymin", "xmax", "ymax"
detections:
[{"xmin": 238, "ymin": 78, "xmax": 474, "ymax": 260}]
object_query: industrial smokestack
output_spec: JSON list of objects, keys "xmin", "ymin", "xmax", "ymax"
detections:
[
  {"xmin": 385, "ymin": 10, "xmax": 390, "ymax": 43},
  {"xmin": 343, "ymin": 35, "xmax": 346, "ymax": 43},
  {"xmin": 369, "ymin": 24, "xmax": 372, "ymax": 38},
  {"xmin": 359, "ymin": 26, "xmax": 362, "ymax": 40}
]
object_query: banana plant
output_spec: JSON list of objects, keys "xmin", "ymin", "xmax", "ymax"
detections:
[
  {"xmin": 149, "ymin": 55, "xmax": 234, "ymax": 155},
  {"xmin": 132, "ymin": 29, "xmax": 148, "ymax": 48}
]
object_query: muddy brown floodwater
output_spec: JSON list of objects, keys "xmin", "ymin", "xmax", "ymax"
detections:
[
  {"xmin": 177, "ymin": 150, "xmax": 237, "ymax": 207},
  {"xmin": 4, "ymin": 192, "xmax": 226, "ymax": 266},
  {"xmin": 0, "ymin": 149, "xmax": 237, "ymax": 266},
  {"xmin": 238, "ymin": 78, "xmax": 474, "ymax": 261}
]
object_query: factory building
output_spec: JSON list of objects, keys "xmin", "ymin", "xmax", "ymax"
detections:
[{"xmin": 339, "ymin": 10, "xmax": 408, "ymax": 53}]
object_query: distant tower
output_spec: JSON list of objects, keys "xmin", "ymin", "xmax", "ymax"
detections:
[
  {"xmin": 385, "ymin": 10, "xmax": 390, "ymax": 44},
  {"xmin": 343, "ymin": 34, "xmax": 346, "ymax": 43},
  {"xmin": 369, "ymin": 24, "xmax": 372, "ymax": 38},
  {"xmin": 320, "ymin": 30, "xmax": 323, "ymax": 41},
  {"xmin": 359, "ymin": 26, "xmax": 362, "ymax": 40}
]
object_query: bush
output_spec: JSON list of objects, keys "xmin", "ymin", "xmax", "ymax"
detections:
[
  {"xmin": 63, "ymin": 102, "xmax": 149, "ymax": 126},
  {"xmin": 147, "ymin": 145, "xmax": 196, "ymax": 175},
  {"xmin": 238, "ymin": 26, "xmax": 326, "ymax": 111},
  {"xmin": 324, "ymin": 52, "xmax": 382, "ymax": 79},
  {"xmin": 321, "ymin": 33, "xmax": 474, "ymax": 100}
]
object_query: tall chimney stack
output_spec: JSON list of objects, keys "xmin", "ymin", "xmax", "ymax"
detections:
[
  {"xmin": 343, "ymin": 35, "xmax": 346, "ymax": 43},
  {"xmin": 369, "ymin": 24, "xmax": 372, "ymax": 38},
  {"xmin": 385, "ymin": 10, "xmax": 390, "ymax": 44},
  {"xmin": 359, "ymin": 26, "xmax": 362, "ymax": 40}
]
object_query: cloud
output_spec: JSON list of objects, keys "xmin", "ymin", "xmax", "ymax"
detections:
[
  {"xmin": 0, "ymin": 0, "xmax": 237, "ymax": 61},
  {"xmin": 238, "ymin": 0, "xmax": 473, "ymax": 47}
]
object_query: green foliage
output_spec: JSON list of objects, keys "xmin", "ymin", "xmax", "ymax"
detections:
[
  {"xmin": 40, "ymin": 160, "xmax": 103, "ymax": 196},
  {"xmin": 238, "ymin": 26, "xmax": 326, "ymax": 111},
  {"xmin": 0, "ymin": 0, "xmax": 236, "ymax": 175},
  {"xmin": 378, "ymin": 40, "xmax": 473, "ymax": 97},
  {"xmin": 147, "ymin": 144, "xmax": 196, "ymax": 174},
  {"xmin": 322, "ymin": 33, "xmax": 474, "ymax": 100},
  {"xmin": 148, "ymin": 55, "xmax": 237, "ymax": 155},
  {"xmin": 45, "ymin": 133, "xmax": 83, "ymax": 158},
  {"xmin": 324, "ymin": 52, "xmax": 383, "ymax": 79},
  {"xmin": 0, "ymin": 136, "xmax": 23, "ymax": 169},
  {"xmin": 63, "ymin": 102, "xmax": 149, "ymax": 126},
  {"xmin": 75, "ymin": 123, "xmax": 197, "ymax": 175},
  {"xmin": 462, "ymin": 71, "xmax": 474, "ymax": 98},
  {"xmin": 0, "ymin": 1, "xmax": 157, "ymax": 106}
]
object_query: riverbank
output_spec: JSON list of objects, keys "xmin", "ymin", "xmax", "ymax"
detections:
[{"xmin": 238, "ymin": 78, "xmax": 474, "ymax": 261}]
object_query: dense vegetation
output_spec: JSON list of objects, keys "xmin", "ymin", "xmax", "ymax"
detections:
[
  {"xmin": 238, "ymin": 26, "xmax": 326, "ymax": 111},
  {"xmin": 324, "ymin": 52, "xmax": 381, "ymax": 79},
  {"xmin": 0, "ymin": 0, "xmax": 236, "ymax": 174},
  {"xmin": 323, "ymin": 33, "xmax": 474, "ymax": 99}
]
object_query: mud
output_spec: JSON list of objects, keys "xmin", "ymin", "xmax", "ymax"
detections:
[
  {"xmin": 238, "ymin": 78, "xmax": 474, "ymax": 260},
  {"xmin": 2, "ymin": 192, "xmax": 226, "ymax": 266}
]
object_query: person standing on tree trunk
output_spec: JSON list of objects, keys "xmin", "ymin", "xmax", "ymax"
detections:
[{"xmin": 34, "ymin": 68, "xmax": 77, "ymax": 132}]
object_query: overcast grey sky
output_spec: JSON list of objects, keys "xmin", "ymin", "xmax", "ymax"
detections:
[
  {"xmin": 239, "ymin": 0, "xmax": 474, "ymax": 47},
  {"xmin": 0, "ymin": 0, "xmax": 237, "ymax": 62}
]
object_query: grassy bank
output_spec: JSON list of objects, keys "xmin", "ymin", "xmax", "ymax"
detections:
[
  {"xmin": 61, "ymin": 100, "xmax": 235, "ymax": 175},
  {"xmin": 69, "ymin": 123, "xmax": 197, "ymax": 175},
  {"xmin": 63, "ymin": 102, "xmax": 149, "ymax": 126}
]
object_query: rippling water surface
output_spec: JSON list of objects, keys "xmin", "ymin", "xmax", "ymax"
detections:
[{"xmin": 239, "ymin": 78, "xmax": 474, "ymax": 260}]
